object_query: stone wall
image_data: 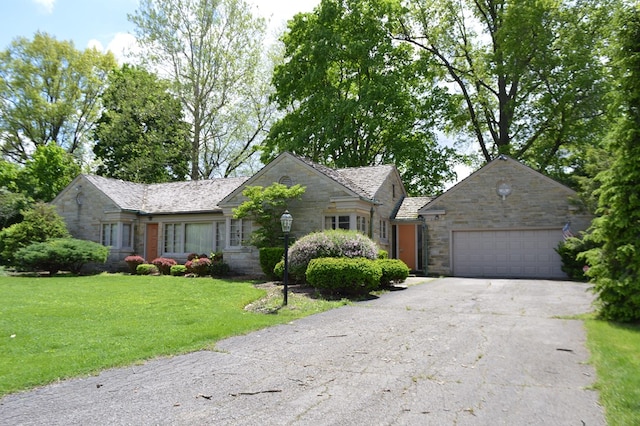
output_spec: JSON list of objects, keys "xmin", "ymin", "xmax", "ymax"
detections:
[{"xmin": 420, "ymin": 158, "xmax": 593, "ymax": 275}]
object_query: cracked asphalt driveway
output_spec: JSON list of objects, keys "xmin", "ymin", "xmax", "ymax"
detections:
[{"xmin": 0, "ymin": 277, "xmax": 604, "ymax": 425}]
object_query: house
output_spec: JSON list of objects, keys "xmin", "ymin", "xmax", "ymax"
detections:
[
  {"xmin": 51, "ymin": 152, "xmax": 592, "ymax": 279},
  {"xmin": 51, "ymin": 152, "xmax": 405, "ymax": 274}
]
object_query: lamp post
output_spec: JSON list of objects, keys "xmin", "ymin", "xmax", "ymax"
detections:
[{"xmin": 280, "ymin": 210, "xmax": 293, "ymax": 306}]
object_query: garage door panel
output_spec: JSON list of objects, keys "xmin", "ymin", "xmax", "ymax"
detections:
[{"xmin": 453, "ymin": 229, "xmax": 566, "ymax": 279}]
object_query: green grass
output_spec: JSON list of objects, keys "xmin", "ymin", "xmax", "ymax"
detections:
[
  {"xmin": 0, "ymin": 274, "xmax": 347, "ymax": 397},
  {"xmin": 585, "ymin": 318, "xmax": 640, "ymax": 425}
]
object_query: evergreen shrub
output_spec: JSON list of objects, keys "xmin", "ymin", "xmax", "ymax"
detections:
[
  {"xmin": 124, "ymin": 255, "xmax": 145, "ymax": 274},
  {"xmin": 170, "ymin": 264, "xmax": 187, "ymax": 276},
  {"xmin": 377, "ymin": 259, "xmax": 410, "ymax": 287},
  {"xmin": 16, "ymin": 238, "xmax": 109, "ymax": 275},
  {"xmin": 151, "ymin": 257, "xmax": 177, "ymax": 275},
  {"xmin": 305, "ymin": 257, "xmax": 382, "ymax": 296},
  {"xmin": 186, "ymin": 256, "xmax": 211, "ymax": 276},
  {"xmin": 259, "ymin": 247, "xmax": 284, "ymax": 280},
  {"xmin": 136, "ymin": 263, "xmax": 159, "ymax": 275}
]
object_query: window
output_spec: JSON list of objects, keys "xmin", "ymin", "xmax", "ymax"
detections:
[
  {"xmin": 122, "ymin": 223, "xmax": 133, "ymax": 248},
  {"xmin": 380, "ymin": 220, "xmax": 388, "ymax": 240},
  {"xmin": 356, "ymin": 216, "xmax": 367, "ymax": 234},
  {"xmin": 185, "ymin": 223, "xmax": 213, "ymax": 254},
  {"xmin": 101, "ymin": 223, "xmax": 117, "ymax": 247},
  {"xmin": 325, "ymin": 215, "xmax": 350, "ymax": 230},
  {"xmin": 230, "ymin": 219, "xmax": 249, "ymax": 246},
  {"xmin": 215, "ymin": 221, "xmax": 226, "ymax": 251},
  {"xmin": 164, "ymin": 223, "xmax": 182, "ymax": 253}
]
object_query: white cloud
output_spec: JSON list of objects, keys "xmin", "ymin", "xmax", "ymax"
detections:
[
  {"xmin": 88, "ymin": 33, "xmax": 141, "ymax": 65},
  {"xmin": 33, "ymin": 0, "xmax": 55, "ymax": 14}
]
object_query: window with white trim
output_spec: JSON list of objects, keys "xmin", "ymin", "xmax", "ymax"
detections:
[
  {"xmin": 184, "ymin": 223, "xmax": 213, "ymax": 254},
  {"xmin": 325, "ymin": 215, "xmax": 350, "ymax": 230},
  {"xmin": 122, "ymin": 223, "xmax": 133, "ymax": 248},
  {"xmin": 356, "ymin": 216, "xmax": 367, "ymax": 234},
  {"xmin": 164, "ymin": 223, "xmax": 183, "ymax": 253},
  {"xmin": 230, "ymin": 219, "xmax": 249, "ymax": 247},
  {"xmin": 380, "ymin": 220, "xmax": 388, "ymax": 240},
  {"xmin": 101, "ymin": 223, "xmax": 117, "ymax": 247},
  {"xmin": 215, "ymin": 221, "xmax": 226, "ymax": 251}
]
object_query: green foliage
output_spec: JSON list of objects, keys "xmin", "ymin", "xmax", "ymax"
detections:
[
  {"xmin": 210, "ymin": 260, "xmax": 230, "ymax": 278},
  {"xmin": 130, "ymin": 0, "xmax": 272, "ymax": 179},
  {"xmin": 0, "ymin": 187, "xmax": 30, "ymax": 230},
  {"xmin": 377, "ymin": 250, "xmax": 388, "ymax": 259},
  {"xmin": 170, "ymin": 264, "xmax": 187, "ymax": 276},
  {"xmin": 18, "ymin": 144, "xmax": 81, "ymax": 202},
  {"xmin": 259, "ymin": 247, "xmax": 285, "ymax": 280},
  {"xmin": 151, "ymin": 257, "xmax": 177, "ymax": 275},
  {"xmin": 0, "ymin": 32, "xmax": 116, "ymax": 165},
  {"xmin": 556, "ymin": 235, "xmax": 599, "ymax": 281},
  {"xmin": 15, "ymin": 238, "xmax": 109, "ymax": 275},
  {"xmin": 265, "ymin": 0, "xmax": 459, "ymax": 194},
  {"xmin": 0, "ymin": 202, "xmax": 69, "ymax": 265},
  {"xmin": 136, "ymin": 263, "xmax": 159, "ymax": 275},
  {"xmin": 583, "ymin": 5, "xmax": 640, "ymax": 322},
  {"xmin": 93, "ymin": 64, "xmax": 190, "ymax": 183},
  {"xmin": 306, "ymin": 257, "xmax": 382, "ymax": 296},
  {"xmin": 400, "ymin": 0, "xmax": 614, "ymax": 180},
  {"xmin": 287, "ymin": 229, "xmax": 379, "ymax": 282},
  {"xmin": 273, "ymin": 259, "xmax": 285, "ymax": 280},
  {"xmin": 232, "ymin": 183, "xmax": 305, "ymax": 248},
  {"xmin": 377, "ymin": 258, "xmax": 410, "ymax": 287}
]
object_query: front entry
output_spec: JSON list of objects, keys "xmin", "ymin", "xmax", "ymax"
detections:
[
  {"xmin": 146, "ymin": 223, "xmax": 158, "ymax": 261},
  {"xmin": 397, "ymin": 223, "xmax": 417, "ymax": 270}
]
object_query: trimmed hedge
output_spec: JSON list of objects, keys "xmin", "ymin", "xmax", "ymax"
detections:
[
  {"xmin": 151, "ymin": 257, "xmax": 177, "ymax": 275},
  {"xmin": 185, "ymin": 257, "xmax": 211, "ymax": 277},
  {"xmin": 170, "ymin": 264, "xmax": 187, "ymax": 276},
  {"xmin": 124, "ymin": 255, "xmax": 145, "ymax": 274},
  {"xmin": 210, "ymin": 260, "xmax": 230, "ymax": 277},
  {"xmin": 15, "ymin": 238, "xmax": 109, "ymax": 275},
  {"xmin": 259, "ymin": 247, "xmax": 284, "ymax": 280},
  {"xmin": 136, "ymin": 263, "xmax": 159, "ymax": 275},
  {"xmin": 377, "ymin": 259, "xmax": 410, "ymax": 287},
  {"xmin": 306, "ymin": 257, "xmax": 382, "ymax": 297}
]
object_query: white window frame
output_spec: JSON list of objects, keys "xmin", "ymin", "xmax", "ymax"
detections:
[
  {"xmin": 229, "ymin": 218, "xmax": 249, "ymax": 247},
  {"xmin": 356, "ymin": 216, "xmax": 367, "ymax": 234},
  {"xmin": 380, "ymin": 220, "xmax": 388, "ymax": 241},
  {"xmin": 325, "ymin": 215, "xmax": 351, "ymax": 230}
]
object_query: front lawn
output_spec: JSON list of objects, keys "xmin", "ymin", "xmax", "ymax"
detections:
[
  {"xmin": 0, "ymin": 274, "xmax": 346, "ymax": 397},
  {"xmin": 585, "ymin": 318, "xmax": 640, "ymax": 426}
]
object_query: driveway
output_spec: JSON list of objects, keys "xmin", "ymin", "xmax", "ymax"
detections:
[{"xmin": 0, "ymin": 277, "xmax": 604, "ymax": 425}]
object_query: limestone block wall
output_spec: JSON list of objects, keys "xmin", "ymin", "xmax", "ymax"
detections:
[{"xmin": 421, "ymin": 158, "xmax": 593, "ymax": 275}]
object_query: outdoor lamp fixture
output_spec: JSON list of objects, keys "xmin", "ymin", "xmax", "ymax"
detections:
[{"xmin": 280, "ymin": 210, "xmax": 293, "ymax": 306}]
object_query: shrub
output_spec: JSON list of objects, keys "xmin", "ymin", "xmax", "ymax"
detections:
[
  {"xmin": 0, "ymin": 202, "xmax": 70, "ymax": 266},
  {"xmin": 15, "ymin": 238, "xmax": 109, "ymax": 275},
  {"xmin": 124, "ymin": 255, "xmax": 145, "ymax": 274},
  {"xmin": 273, "ymin": 259, "xmax": 285, "ymax": 280},
  {"xmin": 170, "ymin": 264, "xmax": 187, "ymax": 276},
  {"xmin": 210, "ymin": 260, "xmax": 230, "ymax": 277},
  {"xmin": 288, "ymin": 229, "xmax": 379, "ymax": 282},
  {"xmin": 259, "ymin": 247, "xmax": 284, "ymax": 280},
  {"xmin": 185, "ymin": 256, "xmax": 212, "ymax": 277},
  {"xmin": 377, "ymin": 259, "xmax": 410, "ymax": 287},
  {"xmin": 136, "ymin": 263, "xmax": 159, "ymax": 275},
  {"xmin": 556, "ymin": 234, "xmax": 599, "ymax": 281},
  {"xmin": 378, "ymin": 250, "xmax": 389, "ymax": 259},
  {"xmin": 306, "ymin": 257, "xmax": 382, "ymax": 296},
  {"xmin": 151, "ymin": 257, "xmax": 177, "ymax": 275}
]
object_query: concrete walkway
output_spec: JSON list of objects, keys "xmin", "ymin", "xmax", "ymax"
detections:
[{"xmin": 0, "ymin": 277, "xmax": 604, "ymax": 425}]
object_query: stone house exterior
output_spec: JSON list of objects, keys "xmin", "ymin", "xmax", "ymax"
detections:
[
  {"xmin": 416, "ymin": 155, "xmax": 592, "ymax": 278},
  {"xmin": 51, "ymin": 152, "xmax": 405, "ymax": 275},
  {"xmin": 52, "ymin": 153, "xmax": 591, "ymax": 278}
]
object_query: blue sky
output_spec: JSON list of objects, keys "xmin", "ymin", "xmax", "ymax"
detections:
[{"xmin": 0, "ymin": 0, "xmax": 320, "ymax": 60}]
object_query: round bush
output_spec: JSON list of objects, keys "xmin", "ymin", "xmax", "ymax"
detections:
[
  {"xmin": 151, "ymin": 257, "xmax": 177, "ymax": 275},
  {"xmin": 136, "ymin": 263, "xmax": 159, "ymax": 275},
  {"xmin": 305, "ymin": 257, "xmax": 382, "ymax": 296},
  {"xmin": 288, "ymin": 230, "xmax": 379, "ymax": 282},
  {"xmin": 210, "ymin": 260, "xmax": 230, "ymax": 277},
  {"xmin": 185, "ymin": 257, "xmax": 212, "ymax": 277},
  {"xmin": 377, "ymin": 259, "xmax": 410, "ymax": 287},
  {"xmin": 124, "ymin": 255, "xmax": 145, "ymax": 274},
  {"xmin": 259, "ymin": 247, "xmax": 285, "ymax": 280},
  {"xmin": 170, "ymin": 264, "xmax": 187, "ymax": 276}
]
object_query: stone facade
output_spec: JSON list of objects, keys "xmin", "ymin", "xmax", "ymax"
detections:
[{"xmin": 418, "ymin": 156, "xmax": 593, "ymax": 276}]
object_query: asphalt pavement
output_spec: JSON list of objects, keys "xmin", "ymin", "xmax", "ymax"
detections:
[{"xmin": 0, "ymin": 277, "xmax": 604, "ymax": 425}]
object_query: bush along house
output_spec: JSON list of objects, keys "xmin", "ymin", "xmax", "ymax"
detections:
[{"xmin": 51, "ymin": 152, "xmax": 592, "ymax": 278}]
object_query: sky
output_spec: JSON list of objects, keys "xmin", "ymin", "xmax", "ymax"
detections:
[{"xmin": 0, "ymin": 0, "xmax": 321, "ymax": 60}]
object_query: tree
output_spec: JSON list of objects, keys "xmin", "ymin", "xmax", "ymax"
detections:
[
  {"xmin": 129, "ymin": 0, "xmax": 275, "ymax": 180},
  {"xmin": 0, "ymin": 202, "xmax": 69, "ymax": 266},
  {"xmin": 18, "ymin": 144, "xmax": 80, "ymax": 202},
  {"xmin": 0, "ymin": 32, "xmax": 116, "ymax": 165},
  {"xmin": 264, "ymin": 0, "xmax": 459, "ymax": 195},
  {"xmin": 93, "ymin": 65, "xmax": 191, "ymax": 183},
  {"xmin": 582, "ymin": 5, "xmax": 640, "ymax": 322},
  {"xmin": 232, "ymin": 183, "xmax": 306, "ymax": 248},
  {"xmin": 397, "ymin": 0, "xmax": 614, "ymax": 179}
]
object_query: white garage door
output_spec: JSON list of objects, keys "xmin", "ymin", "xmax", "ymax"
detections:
[{"xmin": 452, "ymin": 229, "xmax": 566, "ymax": 279}]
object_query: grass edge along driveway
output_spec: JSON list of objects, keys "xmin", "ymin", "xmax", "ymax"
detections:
[{"xmin": 0, "ymin": 274, "xmax": 347, "ymax": 397}]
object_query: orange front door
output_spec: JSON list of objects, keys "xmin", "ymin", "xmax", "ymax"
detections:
[
  {"xmin": 146, "ymin": 223, "xmax": 158, "ymax": 261},
  {"xmin": 397, "ymin": 224, "xmax": 416, "ymax": 270}
]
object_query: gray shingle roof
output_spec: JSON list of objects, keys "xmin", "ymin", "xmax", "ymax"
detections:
[
  {"xmin": 395, "ymin": 196, "xmax": 433, "ymax": 220},
  {"xmin": 83, "ymin": 175, "xmax": 248, "ymax": 214},
  {"xmin": 294, "ymin": 155, "xmax": 394, "ymax": 199}
]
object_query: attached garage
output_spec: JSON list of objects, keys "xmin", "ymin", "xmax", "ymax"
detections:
[
  {"xmin": 451, "ymin": 229, "xmax": 566, "ymax": 279},
  {"xmin": 415, "ymin": 155, "xmax": 593, "ymax": 279}
]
